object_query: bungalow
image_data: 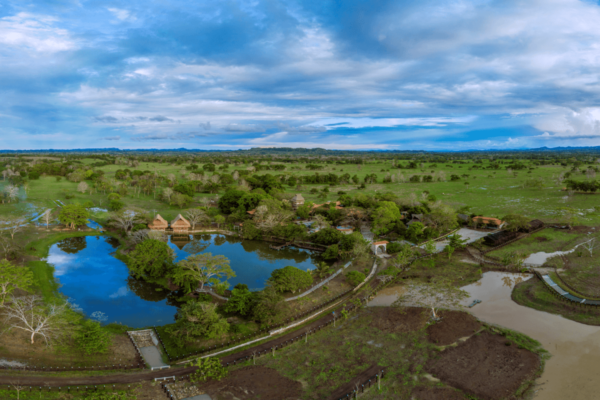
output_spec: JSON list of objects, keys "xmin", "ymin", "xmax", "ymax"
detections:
[
  {"xmin": 290, "ymin": 194, "xmax": 305, "ymax": 210},
  {"xmin": 171, "ymin": 214, "xmax": 191, "ymax": 233},
  {"xmin": 371, "ymin": 240, "xmax": 389, "ymax": 255},
  {"xmin": 473, "ymin": 216, "xmax": 505, "ymax": 229},
  {"xmin": 148, "ymin": 214, "xmax": 169, "ymax": 231}
]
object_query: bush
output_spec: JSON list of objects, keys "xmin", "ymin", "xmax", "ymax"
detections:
[
  {"xmin": 345, "ymin": 271, "xmax": 365, "ymax": 287},
  {"xmin": 107, "ymin": 193, "xmax": 121, "ymax": 200},
  {"xmin": 269, "ymin": 266, "xmax": 313, "ymax": 293},
  {"xmin": 323, "ymin": 244, "xmax": 339, "ymax": 260},
  {"xmin": 132, "ymin": 223, "xmax": 147, "ymax": 232},
  {"xmin": 29, "ymin": 171, "xmax": 41, "ymax": 180},
  {"xmin": 65, "ymin": 193, "xmax": 75, "ymax": 199},
  {"xmin": 386, "ymin": 242, "xmax": 404, "ymax": 254},
  {"xmin": 82, "ymin": 200, "xmax": 95, "ymax": 208},
  {"xmin": 109, "ymin": 199, "xmax": 125, "ymax": 211},
  {"xmin": 76, "ymin": 320, "xmax": 111, "ymax": 355}
]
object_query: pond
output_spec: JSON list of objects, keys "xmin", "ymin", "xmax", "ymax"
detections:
[{"xmin": 48, "ymin": 234, "xmax": 323, "ymax": 327}]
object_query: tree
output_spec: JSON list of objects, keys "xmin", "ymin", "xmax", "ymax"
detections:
[
  {"xmin": 218, "ymin": 189, "xmax": 245, "ymax": 214},
  {"xmin": 583, "ymin": 238, "xmax": 596, "ymax": 257},
  {"xmin": 314, "ymin": 261, "xmax": 333, "ymax": 278},
  {"xmin": 162, "ymin": 187, "xmax": 174, "ymax": 204},
  {"xmin": 445, "ymin": 245, "xmax": 455, "ymax": 260},
  {"xmin": 5, "ymin": 295, "xmax": 67, "ymax": 344},
  {"xmin": 0, "ymin": 260, "xmax": 33, "ymax": 306},
  {"xmin": 0, "ymin": 215, "xmax": 27, "ymax": 240},
  {"xmin": 399, "ymin": 278, "xmax": 468, "ymax": 320},
  {"xmin": 185, "ymin": 208, "xmax": 208, "ymax": 230},
  {"xmin": 322, "ymin": 244, "xmax": 339, "ymax": 260},
  {"xmin": 345, "ymin": 271, "xmax": 365, "ymax": 286},
  {"xmin": 109, "ymin": 210, "xmax": 144, "ymax": 234},
  {"xmin": 406, "ymin": 222, "xmax": 425, "ymax": 243},
  {"xmin": 4, "ymin": 185, "xmax": 19, "ymax": 203},
  {"xmin": 252, "ymin": 286, "xmax": 289, "ymax": 325},
  {"xmin": 428, "ymin": 203, "xmax": 458, "ymax": 232},
  {"xmin": 372, "ymin": 201, "xmax": 401, "ymax": 235},
  {"xmin": 172, "ymin": 253, "xmax": 235, "ymax": 293},
  {"xmin": 77, "ymin": 182, "xmax": 89, "ymax": 194},
  {"xmin": 188, "ymin": 357, "xmax": 228, "ymax": 382},
  {"xmin": 58, "ymin": 204, "xmax": 89, "ymax": 229},
  {"xmin": 502, "ymin": 214, "xmax": 529, "ymax": 232},
  {"xmin": 214, "ymin": 215, "xmax": 225, "ymax": 229},
  {"xmin": 42, "ymin": 209, "xmax": 54, "ymax": 230},
  {"xmin": 312, "ymin": 214, "xmax": 330, "ymax": 230},
  {"xmin": 171, "ymin": 302, "xmax": 229, "ymax": 340},
  {"xmin": 390, "ymin": 245, "xmax": 414, "ymax": 271},
  {"xmin": 128, "ymin": 239, "xmax": 175, "ymax": 278},
  {"xmin": 501, "ymin": 251, "xmax": 526, "ymax": 270},
  {"xmin": 76, "ymin": 320, "xmax": 111, "ymax": 355},
  {"xmin": 224, "ymin": 286, "xmax": 256, "ymax": 316},
  {"xmin": 269, "ymin": 266, "xmax": 313, "ymax": 293},
  {"xmin": 447, "ymin": 234, "xmax": 468, "ymax": 249}
]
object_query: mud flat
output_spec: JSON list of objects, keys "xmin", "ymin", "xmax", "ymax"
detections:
[{"xmin": 462, "ymin": 272, "xmax": 600, "ymax": 400}]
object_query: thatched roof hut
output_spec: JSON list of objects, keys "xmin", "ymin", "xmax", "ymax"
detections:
[
  {"xmin": 148, "ymin": 214, "xmax": 168, "ymax": 231},
  {"xmin": 171, "ymin": 214, "xmax": 191, "ymax": 232}
]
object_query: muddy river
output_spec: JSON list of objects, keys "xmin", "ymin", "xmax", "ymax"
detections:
[{"xmin": 369, "ymin": 272, "xmax": 600, "ymax": 400}]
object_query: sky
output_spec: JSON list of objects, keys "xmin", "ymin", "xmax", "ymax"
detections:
[{"xmin": 3, "ymin": 0, "xmax": 600, "ymax": 151}]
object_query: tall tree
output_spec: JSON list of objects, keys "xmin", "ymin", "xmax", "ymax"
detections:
[
  {"xmin": 58, "ymin": 204, "xmax": 89, "ymax": 229},
  {"xmin": 128, "ymin": 239, "xmax": 175, "ymax": 278},
  {"xmin": 172, "ymin": 253, "xmax": 235, "ymax": 293},
  {"xmin": 5, "ymin": 295, "xmax": 68, "ymax": 344}
]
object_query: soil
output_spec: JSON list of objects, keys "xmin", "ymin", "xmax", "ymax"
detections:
[
  {"xmin": 369, "ymin": 306, "xmax": 428, "ymax": 333},
  {"xmin": 199, "ymin": 366, "xmax": 302, "ymax": 400},
  {"xmin": 425, "ymin": 331, "xmax": 539, "ymax": 400},
  {"xmin": 535, "ymin": 236, "xmax": 549, "ymax": 242},
  {"xmin": 326, "ymin": 364, "xmax": 381, "ymax": 400},
  {"xmin": 426, "ymin": 310, "xmax": 482, "ymax": 346},
  {"xmin": 411, "ymin": 386, "xmax": 468, "ymax": 400}
]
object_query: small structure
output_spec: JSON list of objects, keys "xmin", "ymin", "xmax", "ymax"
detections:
[
  {"xmin": 371, "ymin": 240, "xmax": 389, "ymax": 255},
  {"xmin": 523, "ymin": 219, "xmax": 544, "ymax": 233},
  {"xmin": 473, "ymin": 216, "xmax": 505, "ymax": 229},
  {"xmin": 290, "ymin": 194, "xmax": 305, "ymax": 210},
  {"xmin": 484, "ymin": 230, "xmax": 518, "ymax": 246},
  {"xmin": 148, "ymin": 214, "xmax": 168, "ymax": 231},
  {"xmin": 170, "ymin": 214, "xmax": 191, "ymax": 233},
  {"xmin": 336, "ymin": 226, "xmax": 354, "ymax": 235}
]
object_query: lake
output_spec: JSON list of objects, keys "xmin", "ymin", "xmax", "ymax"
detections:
[{"xmin": 48, "ymin": 234, "xmax": 323, "ymax": 327}]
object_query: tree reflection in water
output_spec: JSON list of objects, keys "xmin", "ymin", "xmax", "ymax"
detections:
[
  {"xmin": 501, "ymin": 274, "xmax": 527, "ymax": 288},
  {"xmin": 183, "ymin": 239, "xmax": 210, "ymax": 254},
  {"xmin": 57, "ymin": 236, "xmax": 87, "ymax": 254},
  {"xmin": 126, "ymin": 275, "xmax": 170, "ymax": 302}
]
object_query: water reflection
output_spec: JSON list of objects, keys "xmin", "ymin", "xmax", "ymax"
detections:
[
  {"xmin": 57, "ymin": 236, "xmax": 87, "ymax": 254},
  {"xmin": 49, "ymin": 236, "xmax": 179, "ymax": 327},
  {"xmin": 167, "ymin": 234, "xmax": 323, "ymax": 290}
]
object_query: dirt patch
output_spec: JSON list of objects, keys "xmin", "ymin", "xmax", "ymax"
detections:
[
  {"xmin": 425, "ymin": 331, "xmax": 539, "ymax": 400},
  {"xmin": 199, "ymin": 366, "xmax": 302, "ymax": 400},
  {"xmin": 535, "ymin": 236, "xmax": 549, "ymax": 242},
  {"xmin": 426, "ymin": 310, "xmax": 482, "ymax": 345},
  {"xmin": 411, "ymin": 386, "xmax": 468, "ymax": 400},
  {"xmin": 369, "ymin": 307, "xmax": 428, "ymax": 333}
]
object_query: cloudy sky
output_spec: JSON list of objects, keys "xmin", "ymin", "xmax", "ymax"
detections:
[{"xmin": 3, "ymin": 0, "xmax": 600, "ymax": 150}]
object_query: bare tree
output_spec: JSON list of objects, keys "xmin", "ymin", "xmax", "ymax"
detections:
[
  {"xmin": 185, "ymin": 209, "xmax": 208, "ymax": 230},
  {"xmin": 9, "ymin": 381, "xmax": 25, "ymax": 400},
  {"xmin": 312, "ymin": 214, "xmax": 330, "ymax": 230},
  {"xmin": 5, "ymin": 295, "xmax": 67, "ymax": 345},
  {"xmin": 0, "ymin": 216, "xmax": 27, "ymax": 240},
  {"xmin": 198, "ymin": 197, "xmax": 211, "ymax": 208},
  {"xmin": 398, "ymin": 279, "xmax": 468, "ymax": 320},
  {"xmin": 4, "ymin": 185, "xmax": 19, "ymax": 203},
  {"xmin": 583, "ymin": 238, "xmax": 596, "ymax": 257},
  {"xmin": 108, "ymin": 210, "xmax": 144, "ymax": 234},
  {"xmin": 162, "ymin": 187, "xmax": 174, "ymax": 204},
  {"xmin": 232, "ymin": 170, "xmax": 239, "ymax": 181},
  {"xmin": 77, "ymin": 181, "xmax": 89, "ymax": 194}
]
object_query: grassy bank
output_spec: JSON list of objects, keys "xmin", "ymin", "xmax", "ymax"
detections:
[{"xmin": 512, "ymin": 277, "xmax": 600, "ymax": 326}]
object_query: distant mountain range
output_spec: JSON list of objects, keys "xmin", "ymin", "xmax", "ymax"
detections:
[{"xmin": 2, "ymin": 146, "xmax": 600, "ymax": 154}]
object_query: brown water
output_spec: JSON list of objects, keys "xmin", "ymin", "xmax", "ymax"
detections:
[{"xmin": 369, "ymin": 272, "xmax": 600, "ymax": 400}]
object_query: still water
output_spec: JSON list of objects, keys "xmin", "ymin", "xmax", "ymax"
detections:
[{"xmin": 48, "ymin": 234, "xmax": 321, "ymax": 327}]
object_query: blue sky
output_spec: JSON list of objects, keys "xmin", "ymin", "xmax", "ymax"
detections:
[{"xmin": 3, "ymin": 0, "xmax": 600, "ymax": 150}]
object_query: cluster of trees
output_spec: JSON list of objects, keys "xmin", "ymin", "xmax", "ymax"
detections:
[{"xmin": 565, "ymin": 179, "xmax": 600, "ymax": 193}]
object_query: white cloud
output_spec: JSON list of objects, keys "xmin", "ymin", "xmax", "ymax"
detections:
[
  {"xmin": 109, "ymin": 286, "xmax": 129, "ymax": 299},
  {"xmin": 108, "ymin": 8, "xmax": 135, "ymax": 22},
  {"xmin": 0, "ymin": 12, "xmax": 76, "ymax": 53}
]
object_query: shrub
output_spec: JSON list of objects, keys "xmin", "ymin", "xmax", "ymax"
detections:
[
  {"xmin": 76, "ymin": 320, "xmax": 111, "ymax": 355},
  {"xmin": 386, "ymin": 242, "xmax": 404, "ymax": 254},
  {"xmin": 107, "ymin": 193, "xmax": 121, "ymax": 200},
  {"xmin": 132, "ymin": 223, "xmax": 147, "ymax": 232},
  {"xmin": 269, "ymin": 266, "xmax": 313, "ymax": 293},
  {"xmin": 323, "ymin": 244, "xmax": 339, "ymax": 260},
  {"xmin": 109, "ymin": 199, "xmax": 125, "ymax": 211},
  {"xmin": 345, "ymin": 271, "xmax": 365, "ymax": 287}
]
